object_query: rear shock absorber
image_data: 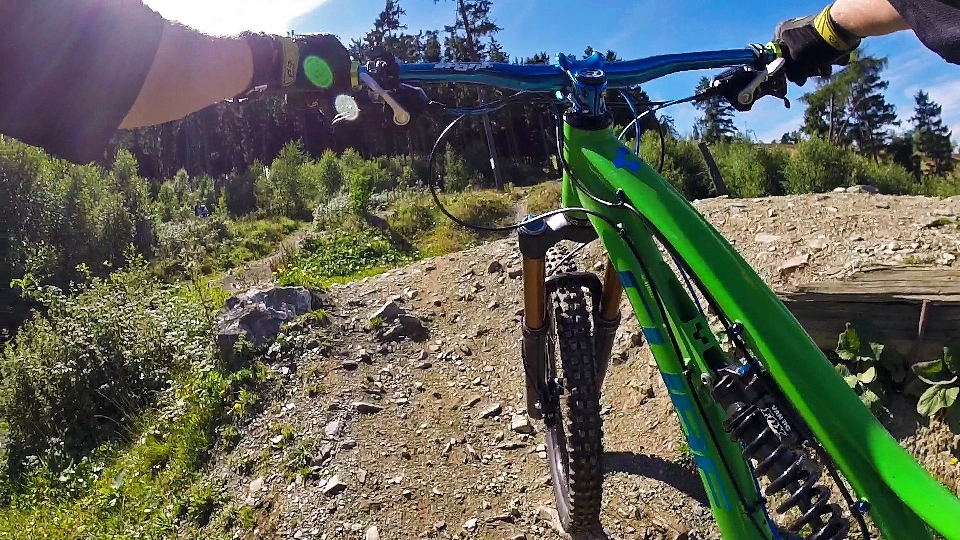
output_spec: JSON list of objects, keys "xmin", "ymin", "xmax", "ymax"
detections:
[{"xmin": 711, "ymin": 364, "xmax": 850, "ymax": 540}]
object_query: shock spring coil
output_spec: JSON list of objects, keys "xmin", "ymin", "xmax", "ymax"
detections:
[{"xmin": 711, "ymin": 365, "xmax": 850, "ymax": 540}]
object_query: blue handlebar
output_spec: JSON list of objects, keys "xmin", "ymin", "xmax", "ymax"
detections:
[{"xmin": 396, "ymin": 48, "xmax": 761, "ymax": 92}]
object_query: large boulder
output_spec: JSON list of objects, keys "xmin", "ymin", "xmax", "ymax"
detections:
[{"xmin": 215, "ymin": 286, "xmax": 313, "ymax": 357}]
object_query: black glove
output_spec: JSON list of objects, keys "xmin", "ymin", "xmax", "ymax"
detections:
[
  {"xmin": 774, "ymin": 4, "xmax": 860, "ymax": 86},
  {"xmin": 240, "ymin": 33, "xmax": 354, "ymax": 97}
]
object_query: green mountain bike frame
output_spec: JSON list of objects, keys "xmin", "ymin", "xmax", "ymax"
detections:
[{"xmin": 385, "ymin": 46, "xmax": 960, "ymax": 539}]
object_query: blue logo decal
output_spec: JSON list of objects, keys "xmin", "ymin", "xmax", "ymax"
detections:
[
  {"xmin": 613, "ymin": 147, "xmax": 641, "ymax": 172},
  {"xmin": 661, "ymin": 373, "xmax": 732, "ymax": 511},
  {"xmin": 642, "ymin": 327, "xmax": 665, "ymax": 345}
]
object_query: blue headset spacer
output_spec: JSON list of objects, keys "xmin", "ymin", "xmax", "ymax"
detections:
[{"xmin": 520, "ymin": 214, "xmax": 547, "ymax": 235}]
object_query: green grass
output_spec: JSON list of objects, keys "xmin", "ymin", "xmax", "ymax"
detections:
[
  {"xmin": 525, "ymin": 182, "xmax": 562, "ymax": 216},
  {"xmin": 0, "ymin": 355, "xmax": 273, "ymax": 539},
  {"xmin": 221, "ymin": 216, "xmax": 301, "ymax": 268},
  {"xmin": 387, "ymin": 189, "xmax": 517, "ymax": 257},
  {"xmin": 152, "ymin": 216, "xmax": 306, "ymax": 281}
]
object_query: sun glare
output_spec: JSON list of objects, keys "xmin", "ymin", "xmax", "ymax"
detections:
[{"xmin": 143, "ymin": 0, "xmax": 330, "ymax": 36}]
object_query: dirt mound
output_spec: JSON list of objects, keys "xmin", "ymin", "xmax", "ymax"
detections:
[{"xmin": 206, "ymin": 193, "xmax": 960, "ymax": 539}]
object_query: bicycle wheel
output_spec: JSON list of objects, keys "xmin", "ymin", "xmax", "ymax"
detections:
[{"xmin": 543, "ymin": 245, "xmax": 604, "ymax": 534}]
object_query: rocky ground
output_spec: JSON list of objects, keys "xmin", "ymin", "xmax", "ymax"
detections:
[{"xmin": 207, "ymin": 192, "xmax": 960, "ymax": 540}]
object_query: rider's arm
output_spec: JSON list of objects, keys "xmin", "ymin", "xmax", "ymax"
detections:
[
  {"xmin": 119, "ymin": 23, "xmax": 253, "ymax": 130},
  {"xmin": 0, "ymin": 0, "xmax": 251, "ymax": 164},
  {"xmin": 882, "ymin": 0, "xmax": 960, "ymax": 63},
  {"xmin": 829, "ymin": 0, "xmax": 911, "ymax": 37}
]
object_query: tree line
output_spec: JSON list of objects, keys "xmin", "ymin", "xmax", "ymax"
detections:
[{"xmin": 695, "ymin": 53, "xmax": 955, "ymax": 178}]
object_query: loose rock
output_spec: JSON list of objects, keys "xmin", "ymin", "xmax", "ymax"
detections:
[
  {"xmin": 354, "ymin": 402, "xmax": 384, "ymax": 414},
  {"xmin": 322, "ymin": 475, "xmax": 347, "ymax": 496},
  {"xmin": 480, "ymin": 403, "xmax": 502, "ymax": 419}
]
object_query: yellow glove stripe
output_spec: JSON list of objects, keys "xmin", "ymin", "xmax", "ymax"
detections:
[
  {"xmin": 813, "ymin": 5, "xmax": 855, "ymax": 51},
  {"xmin": 281, "ymin": 38, "xmax": 300, "ymax": 88}
]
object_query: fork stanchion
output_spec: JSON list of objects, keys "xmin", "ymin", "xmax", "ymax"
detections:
[
  {"xmin": 594, "ymin": 259, "xmax": 624, "ymax": 392},
  {"xmin": 521, "ymin": 257, "xmax": 549, "ymax": 419}
]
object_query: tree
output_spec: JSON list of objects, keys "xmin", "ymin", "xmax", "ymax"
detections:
[
  {"xmin": 846, "ymin": 56, "xmax": 898, "ymax": 158},
  {"xmin": 889, "ymin": 133, "xmax": 921, "ymax": 179},
  {"xmin": 693, "ymin": 77, "xmax": 737, "ymax": 142},
  {"xmin": 800, "ymin": 54, "xmax": 898, "ymax": 158},
  {"xmin": 911, "ymin": 90, "xmax": 955, "ymax": 175},
  {"xmin": 436, "ymin": 0, "xmax": 500, "ymax": 61}
]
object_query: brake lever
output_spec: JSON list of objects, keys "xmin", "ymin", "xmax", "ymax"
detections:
[
  {"xmin": 358, "ymin": 71, "xmax": 411, "ymax": 126},
  {"xmin": 711, "ymin": 57, "xmax": 789, "ymax": 112}
]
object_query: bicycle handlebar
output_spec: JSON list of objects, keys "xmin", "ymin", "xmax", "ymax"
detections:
[{"xmin": 394, "ymin": 48, "xmax": 763, "ymax": 91}]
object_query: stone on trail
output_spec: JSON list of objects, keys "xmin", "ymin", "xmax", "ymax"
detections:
[
  {"xmin": 480, "ymin": 403, "xmax": 502, "ymax": 419},
  {"xmin": 777, "ymin": 254, "xmax": 809, "ymax": 275},
  {"xmin": 370, "ymin": 299, "xmax": 405, "ymax": 323},
  {"xmin": 354, "ymin": 402, "xmax": 384, "ymax": 414},
  {"xmin": 488, "ymin": 260, "xmax": 504, "ymax": 274},
  {"xmin": 510, "ymin": 414, "xmax": 534, "ymax": 434},
  {"xmin": 322, "ymin": 475, "xmax": 347, "ymax": 496},
  {"xmin": 365, "ymin": 526, "xmax": 380, "ymax": 540},
  {"xmin": 215, "ymin": 286, "xmax": 313, "ymax": 358},
  {"xmin": 462, "ymin": 518, "xmax": 478, "ymax": 531}
]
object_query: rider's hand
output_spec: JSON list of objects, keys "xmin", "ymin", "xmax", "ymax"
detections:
[
  {"xmin": 241, "ymin": 33, "xmax": 354, "ymax": 97},
  {"xmin": 774, "ymin": 4, "xmax": 861, "ymax": 86}
]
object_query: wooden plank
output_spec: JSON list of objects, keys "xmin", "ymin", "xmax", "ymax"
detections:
[{"xmin": 776, "ymin": 266, "xmax": 960, "ymax": 360}]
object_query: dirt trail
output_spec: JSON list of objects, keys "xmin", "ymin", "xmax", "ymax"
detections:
[
  {"xmin": 221, "ymin": 225, "xmax": 314, "ymax": 293},
  {"xmin": 205, "ymin": 192, "xmax": 960, "ymax": 540}
]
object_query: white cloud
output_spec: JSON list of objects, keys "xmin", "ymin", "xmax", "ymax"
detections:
[{"xmin": 144, "ymin": 0, "xmax": 330, "ymax": 36}]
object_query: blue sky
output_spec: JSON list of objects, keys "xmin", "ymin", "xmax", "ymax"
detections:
[{"xmin": 146, "ymin": 0, "xmax": 960, "ymax": 142}]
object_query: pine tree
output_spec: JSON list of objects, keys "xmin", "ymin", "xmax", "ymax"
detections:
[
  {"xmin": 846, "ymin": 56, "xmax": 898, "ymax": 158},
  {"xmin": 694, "ymin": 77, "xmax": 737, "ymax": 142},
  {"xmin": 436, "ymin": 0, "xmax": 500, "ymax": 61},
  {"xmin": 889, "ymin": 133, "xmax": 921, "ymax": 178},
  {"xmin": 911, "ymin": 90, "xmax": 955, "ymax": 175},
  {"xmin": 800, "ymin": 54, "xmax": 898, "ymax": 158}
]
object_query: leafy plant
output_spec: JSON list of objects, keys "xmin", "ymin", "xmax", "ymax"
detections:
[
  {"xmin": 829, "ymin": 323, "xmax": 907, "ymax": 414},
  {"xmin": 911, "ymin": 346, "xmax": 960, "ymax": 421}
]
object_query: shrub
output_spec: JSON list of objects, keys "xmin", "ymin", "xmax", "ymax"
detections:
[
  {"xmin": 527, "ymin": 182, "xmax": 562, "ymax": 215},
  {"xmin": 274, "ymin": 227, "xmax": 416, "ymax": 287},
  {"xmin": 446, "ymin": 190, "xmax": 513, "ymax": 227},
  {"xmin": 389, "ymin": 196, "xmax": 437, "ymax": 237},
  {"xmin": 851, "ymin": 157, "xmax": 918, "ymax": 195},
  {"xmin": 260, "ymin": 142, "xmax": 312, "ymax": 219},
  {"xmin": 0, "ymin": 258, "xmax": 212, "ymax": 479},
  {"xmin": 713, "ymin": 141, "xmax": 787, "ymax": 198},
  {"xmin": 348, "ymin": 161, "xmax": 381, "ymax": 216},
  {"xmin": 442, "ymin": 146, "xmax": 472, "ymax": 192},
  {"xmin": 314, "ymin": 150, "xmax": 344, "ymax": 196},
  {"xmin": 783, "ymin": 137, "xmax": 855, "ymax": 194},
  {"xmin": 639, "ymin": 133, "xmax": 712, "ymax": 200}
]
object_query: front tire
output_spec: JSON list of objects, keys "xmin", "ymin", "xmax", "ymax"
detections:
[{"xmin": 543, "ymin": 246, "xmax": 604, "ymax": 534}]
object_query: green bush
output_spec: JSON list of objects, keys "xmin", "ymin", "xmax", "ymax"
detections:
[
  {"xmin": 851, "ymin": 157, "xmax": 918, "ymax": 195},
  {"xmin": 348, "ymin": 161, "xmax": 381, "ymax": 216},
  {"xmin": 443, "ymin": 146, "xmax": 472, "ymax": 192},
  {"xmin": 258, "ymin": 142, "xmax": 313, "ymax": 219},
  {"xmin": 0, "ymin": 258, "xmax": 212, "ymax": 479},
  {"xmin": 446, "ymin": 190, "xmax": 514, "ymax": 227},
  {"xmin": 526, "ymin": 182, "xmax": 562, "ymax": 215},
  {"xmin": 639, "ymin": 133, "xmax": 713, "ymax": 200},
  {"xmin": 783, "ymin": 137, "xmax": 856, "ymax": 194},
  {"xmin": 713, "ymin": 141, "xmax": 787, "ymax": 198},
  {"xmin": 389, "ymin": 196, "xmax": 437, "ymax": 237},
  {"xmin": 314, "ymin": 150, "xmax": 345, "ymax": 196}
]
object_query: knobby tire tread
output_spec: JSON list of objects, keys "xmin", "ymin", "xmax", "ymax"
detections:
[{"xmin": 544, "ymin": 245, "xmax": 604, "ymax": 534}]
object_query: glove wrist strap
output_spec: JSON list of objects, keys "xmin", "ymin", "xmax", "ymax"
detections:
[
  {"xmin": 814, "ymin": 4, "xmax": 861, "ymax": 50},
  {"xmin": 240, "ymin": 33, "xmax": 282, "ymax": 95}
]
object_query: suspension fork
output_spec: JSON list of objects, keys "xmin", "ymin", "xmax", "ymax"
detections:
[{"xmin": 518, "ymin": 214, "xmax": 621, "ymax": 419}]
